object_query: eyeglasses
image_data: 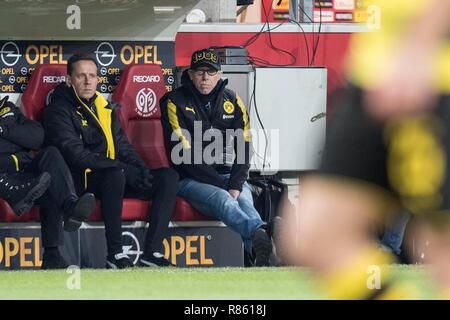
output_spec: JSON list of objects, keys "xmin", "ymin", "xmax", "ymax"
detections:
[{"xmin": 193, "ymin": 69, "xmax": 218, "ymax": 76}]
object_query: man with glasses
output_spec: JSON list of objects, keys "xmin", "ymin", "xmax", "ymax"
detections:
[{"xmin": 160, "ymin": 48, "xmax": 272, "ymax": 266}]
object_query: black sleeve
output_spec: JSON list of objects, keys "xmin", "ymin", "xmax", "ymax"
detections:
[
  {"xmin": 160, "ymin": 95, "xmax": 226, "ymax": 189},
  {"xmin": 0, "ymin": 107, "xmax": 43, "ymax": 150},
  {"xmin": 111, "ymin": 108, "xmax": 146, "ymax": 168},
  {"xmin": 0, "ymin": 155, "xmax": 17, "ymax": 172},
  {"xmin": 228, "ymin": 94, "xmax": 251, "ymax": 192},
  {"xmin": 44, "ymin": 105, "xmax": 118, "ymax": 171}
]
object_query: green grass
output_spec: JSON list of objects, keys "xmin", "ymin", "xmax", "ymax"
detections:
[{"xmin": 0, "ymin": 265, "xmax": 439, "ymax": 300}]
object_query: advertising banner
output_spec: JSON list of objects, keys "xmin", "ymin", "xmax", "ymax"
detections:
[
  {"xmin": 0, "ymin": 40, "xmax": 175, "ymax": 95},
  {"xmin": 0, "ymin": 224, "xmax": 243, "ymax": 270}
]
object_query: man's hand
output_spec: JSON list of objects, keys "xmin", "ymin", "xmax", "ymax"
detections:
[
  {"xmin": 123, "ymin": 164, "xmax": 141, "ymax": 189},
  {"xmin": 229, "ymin": 189, "xmax": 240, "ymax": 200}
]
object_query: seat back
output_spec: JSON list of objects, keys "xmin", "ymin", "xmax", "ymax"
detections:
[
  {"xmin": 0, "ymin": 64, "xmax": 66, "ymax": 222},
  {"xmin": 112, "ymin": 64, "xmax": 170, "ymax": 169},
  {"xmin": 21, "ymin": 64, "xmax": 67, "ymax": 121}
]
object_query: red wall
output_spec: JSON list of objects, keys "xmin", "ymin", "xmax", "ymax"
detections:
[{"xmin": 175, "ymin": 31, "xmax": 352, "ymax": 111}]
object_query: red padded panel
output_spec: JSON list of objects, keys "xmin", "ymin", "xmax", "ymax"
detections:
[
  {"xmin": 87, "ymin": 199, "xmax": 149, "ymax": 222},
  {"xmin": 0, "ymin": 200, "xmax": 40, "ymax": 222},
  {"xmin": 87, "ymin": 197, "xmax": 209, "ymax": 222},
  {"xmin": 1, "ymin": 64, "xmax": 66, "ymax": 223},
  {"xmin": 112, "ymin": 64, "xmax": 165, "ymax": 121},
  {"xmin": 112, "ymin": 64, "xmax": 170, "ymax": 168},
  {"xmin": 172, "ymin": 197, "xmax": 212, "ymax": 222},
  {"xmin": 21, "ymin": 64, "xmax": 67, "ymax": 121},
  {"xmin": 127, "ymin": 120, "xmax": 169, "ymax": 169}
]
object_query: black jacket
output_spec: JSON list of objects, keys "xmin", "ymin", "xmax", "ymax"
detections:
[
  {"xmin": 44, "ymin": 84, "xmax": 145, "ymax": 177},
  {"xmin": 0, "ymin": 98, "xmax": 43, "ymax": 173},
  {"xmin": 160, "ymin": 74, "xmax": 252, "ymax": 192}
]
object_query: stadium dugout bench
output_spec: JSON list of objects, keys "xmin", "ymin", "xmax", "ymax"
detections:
[{"xmin": 0, "ymin": 64, "xmax": 243, "ymax": 269}]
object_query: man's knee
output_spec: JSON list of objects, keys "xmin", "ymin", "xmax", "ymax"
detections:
[
  {"xmin": 212, "ymin": 189, "xmax": 237, "ymax": 210},
  {"xmin": 103, "ymin": 168, "xmax": 125, "ymax": 181},
  {"xmin": 102, "ymin": 168, "xmax": 126, "ymax": 188}
]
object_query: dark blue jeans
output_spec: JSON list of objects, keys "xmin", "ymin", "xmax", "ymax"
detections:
[{"xmin": 178, "ymin": 174, "xmax": 264, "ymax": 253}]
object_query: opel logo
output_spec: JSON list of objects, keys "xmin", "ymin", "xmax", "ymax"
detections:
[
  {"xmin": 0, "ymin": 42, "xmax": 21, "ymax": 67},
  {"xmin": 122, "ymin": 231, "xmax": 143, "ymax": 265},
  {"xmin": 95, "ymin": 42, "xmax": 116, "ymax": 67}
]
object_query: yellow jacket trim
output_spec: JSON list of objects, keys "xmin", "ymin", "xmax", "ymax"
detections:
[
  {"xmin": 167, "ymin": 99, "xmax": 191, "ymax": 149},
  {"xmin": 236, "ymin": 95, "xmax": 251, "ymax": 142},
  {"xmin": 84, "ymin": 168, "xmax": 92, "ymax": 190},
  {"xmin": 11, "ymin": 154, "xmax": 19, "ymax": 172},
  {"xmin": 73, "ymin": 89, "xmax": 116, "ymax": 160}
]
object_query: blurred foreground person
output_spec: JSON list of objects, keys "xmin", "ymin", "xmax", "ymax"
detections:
[{"xmin": 281, "ymin": 0, "xmax": 450, "ymax": 299}]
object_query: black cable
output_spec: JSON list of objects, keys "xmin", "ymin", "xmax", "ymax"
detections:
[
  {"xmin": 242, "ymin": 14, "xmax": 269, "ymax": 48},
  {"xmin": 252, "ymin": 62, "xmax": 271, "ymax": 219},
  {"xmin": 242, "ymin": 0, "xmax": 297, "ymax": 66},
  {"xmin": 247, "ymin": 20, "xmax": 288, "ymax": 45},
  {"xmin": 242, "ymin": 21, "xmax": 286, "ymax": 48},
  {"xmin": 287, "ymin": 18, "xmax": 311, "ymax": 66},
  {"xmin": 311, "ymin": 1, "xmax": 322, "ymax": 66},
  {"xmin": 249, "ymin": 55, "xmax": 295, "ymax": 67},
  {"xmin": 261, "ymin": 0, "xmax": 297, "ymax": 66},
  {"xmin": 296, "ymin": 0, "xmax": 315, "ymax": 66},
  {"xmin": 298, "ymin": 2, "xmax": 313, "ymax": 22},
  {"xmin": 250, "ymin": 66, "xmax": 268, "ymax": 173}
]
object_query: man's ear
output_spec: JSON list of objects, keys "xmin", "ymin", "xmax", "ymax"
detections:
[
  {"xmin": 66, "ymin": 75, "xmax": 72, "ymax": 86},
  {"xmin": 187, "ymin": 69, "xmax": 194, "ymax": 80}
]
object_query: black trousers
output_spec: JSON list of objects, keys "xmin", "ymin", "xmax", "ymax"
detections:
[
  {"xmin": 22, "ymin": 147, "xmax": 78, "ymax": 247},
  {"xmin": 79, "ymin": 167, "xmax": 178, "ymax": 257}
]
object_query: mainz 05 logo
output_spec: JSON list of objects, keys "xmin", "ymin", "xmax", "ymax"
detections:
[{"xmin": 135, "ymin": 88, "xmax": 157, "ymax": 118}]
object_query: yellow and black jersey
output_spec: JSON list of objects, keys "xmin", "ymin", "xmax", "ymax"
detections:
[
  {"xmin": 321, "ymin": 87, "xmax": 450, "ymax": 216},
  {"xmin": 44, "ymin": 84, "xmax": 145, "ymax": 176},
  {"xmin": 160, "ymin": 76, "xmax": 251, "ymax": 192},
  {"xmin": 347, "ymin": 0, "xmax": 450, "ymax": 93}
]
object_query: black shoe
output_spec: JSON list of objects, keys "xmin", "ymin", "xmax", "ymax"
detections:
[
  {"xmin": 106, "ymin": 253, "xmax": 134, "ymax": 269},
  {"xmin": 139, "ymin": 252, "xmax": 175, "ymax": 267},
  {"xmin": 41, "ymin": 250, "xmax": 69, "ymax": 270},
  {"xmin": 0, "ymin": 172, "xmax": 51, "ymax": 216},
  {"xmin": 252, "ymin": 227, "xmax": 272, "ymax": 267},
  {"xmin": 244, "ymin": 250, "xmax": 255, "ymax": 267},
  {"xmin": 63, "ymin": 193, "xmax": 95, "ymax": 232}
]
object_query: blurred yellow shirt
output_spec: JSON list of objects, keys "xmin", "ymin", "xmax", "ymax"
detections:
[{"xmin": 347, "ymin": 0, "xmax": 450, "ymax": 93}]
